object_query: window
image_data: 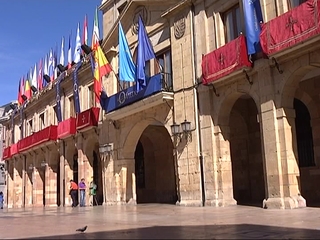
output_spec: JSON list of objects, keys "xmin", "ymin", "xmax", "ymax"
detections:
[
  {"xmin": 287, "ymin": 0, "xmax": 307, "ymax": 9},
  {"xmin": 53, "ymin": 106, "xmax": 58, "ymax": 125},
  {"xmin": 28, "ymin": 119, "xmax": 33, "ymax": 136},
  {"xmin": 155, "ymin": 49, "xmax": 172, "ymax": 91},
  {"xmin": 69, "ymin": 96, "xmax": 75, "ymax": 117},
  {"xmin": 223, "ymin": 4, "xmax": 241, "ymax": 43},
  {"xmin": 88, "ymin": 85, "xmax": 95, "ymax": 108},
  {"xmin": 39, "ymin": 112, "xmax": 45, "ymax": 130}
]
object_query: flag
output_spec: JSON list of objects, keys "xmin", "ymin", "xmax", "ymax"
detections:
[
  {"xmin": 48, "ymin": 49, "xmax": 54, "ymax": 81},
  {"xmin": 17, "ymin": 78, "xmax": 23, "ymax": 106},
  {"xmin": 74, "ymin": 23, "xmax": 81, "ymax": 64},
  {"xmin": 82, "ymin": 15, "xmax": 88, "ymax": 47},
  {"xmin": 136, "ymin": 15, "xmax": 156, "ymax": 91},
  {"xmin": 43, "ymin": 54, "xmax": 48, "ymax": 88},
  {"xmin": 68, "ymin": 33, "xmax": 72, "ymax": 69},
  {"xmin": 119, "ymin": 22, "xmax": 136, "ymax": 82},
  {"xmin": 92, "ymin": 42, "xmax": 112, "ymax": 103},
  {"xmin": 91, "ymin": 7, "xmax": 100, "ymax": 48},
  {"xmin": 54, "ymin": 43, "xmax": 58, "ymax": 79},
  {"xmin": 24, "ymin": 75, "xmax": 32, "ymax": 100},
  {"xmin": 31, "ymin": 63, "xmax": 38, "ymax": 91},
  {"xmin": 55, "ymin": 72, "xmax": 65, "ymax": 122},
  {"xmin": 243, "ymin": 0, "xmax": 263, "ymax": 55},
  {"xmin": 38, "ymin": 58, "xmax": 43, "ymax": 91},
  {"xmin": 21, "ymin": 76, "xmax": 25, "ymax": 100},
  {"xmin": 60, "ymin": 37, "xmax": 65, "ymax": 66},
  {"xmin": 72, "ymin": 62, "xmax": 82, "ymax": 114}
]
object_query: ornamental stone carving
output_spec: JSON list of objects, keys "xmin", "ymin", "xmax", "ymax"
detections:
[
  {"xmin": 174, "ymin": 14, "xmax": 186, "ymax": 39},
  {"xmin": 132, "ymin": 6, "xmax": 148, "ymax": 35}
]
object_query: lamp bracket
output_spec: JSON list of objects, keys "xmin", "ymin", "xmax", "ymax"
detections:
[
  {"xmin": 243, "ymin": 69, "xmax": 253, "ymax": 85},
  {"xmin": 271, "ymin": 57, "xmax": 283, "ymax": 74},
  {"xmin": 209, "ymin": 84, "xmax": 219, "ymax": 97}
]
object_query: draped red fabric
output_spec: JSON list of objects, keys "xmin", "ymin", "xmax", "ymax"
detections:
[
  {"xmin": 260, "ymin": 0, "xmax": 320, "ymax": 56},
  {"xmin": 18, "ymin": 125, "xmax": 58, "ymax": 152},
  {"xmin": 10, "ymin": 143, "xmax": 19, "ymax": 156},
  {"xmin": 2, "ymin": 147, "xmax": 11, "ymax": 160},
  {"xmin": 202, "ymin": 35, "xmax": 252, "ymax": 85},
  {"xmin": 76, "ymin": 107, "xmax": 100, "ymax": 131},
  {"xmin": 57, "ymin": 117, "xmax": 76, "ymax": 139}
]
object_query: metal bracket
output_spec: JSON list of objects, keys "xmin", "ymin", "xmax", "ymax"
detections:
[
  {"xmin": 271, "ymin": 57, "xmax": 283, "ymax": 74},
  {"xmin": 208, "ymin": 84, "xmax": 219, "ymax": 97},
  {"xmin": 243, "ymin": 69, "xmax": 253, "ymax": 85}
]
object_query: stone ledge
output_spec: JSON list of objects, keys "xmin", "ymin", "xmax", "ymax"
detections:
[
  {"xmin": 263, "ymin": 195, "xmax": 306, "ymax": 209},
  {"xmin": 176, "ymin": 200, "xmax": 203, "ymax": 207},
  {"xmin": 205, "ymin": 198, "xmax": 237, "ymax": 207}
]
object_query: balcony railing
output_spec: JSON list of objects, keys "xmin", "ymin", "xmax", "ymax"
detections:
[{"xmin": 101, "ymin": 73, "xmax": 172, "ymax": 113}]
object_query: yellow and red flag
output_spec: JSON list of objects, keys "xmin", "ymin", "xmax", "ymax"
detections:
[
  {"xmin": 93, "ymin": 42, "xmax": 112, "ymax": 103},
  {"xmin": 24, "ymin": 78, "xmax": 32, "ymax": 100}
]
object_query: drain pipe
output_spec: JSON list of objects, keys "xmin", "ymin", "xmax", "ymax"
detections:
[{"xmin": 190, "ymin": 3, "xmax": 206, "ymax": 206}]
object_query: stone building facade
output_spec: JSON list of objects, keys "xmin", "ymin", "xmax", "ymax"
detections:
[{"xmin": 2, "ymin": 0, "xmax": 320, "ymax": 209}]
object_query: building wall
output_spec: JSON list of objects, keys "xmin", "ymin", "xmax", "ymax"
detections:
[{"xmin": 3, "ymin": 0, "xmax": 319, "ymax": 209}]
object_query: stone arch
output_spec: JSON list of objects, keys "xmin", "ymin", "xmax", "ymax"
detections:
[
  {"xmin": 294, "ymin": 88, "xmax": 320, "ymax": 120},
  {"xmin": 121, "ymin": 117, "xmax": 169, "ymax": 159},
  {"xmin": 216, "ymin": 89, "xmax": 261, "ymax": 136},
  {"xmin": 279, "ymin": 64, "xmax": 320, "ymax": 109}
]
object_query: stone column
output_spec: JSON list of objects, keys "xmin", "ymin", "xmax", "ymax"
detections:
[
  {"xmin": 6, "ymin": 160, "xmax": 14, "ymax": 208},
  {"xmin": 260, "ymin": 105, "xmax": 303, "ymax": 209},
  {"xmin": 59, "ymin": 140, "xmax": 66, "ymax": 207},
  {"xmin": 115, "ymin": 159, "xmax": 136, "ymax": 205},
  {"xmin": 205, "ymin": 125, "xmax": 236, "ymax": 207},
  {"xmin": 276, "ymin": 107, "xmax": 305, "ymax": 208},
  {"xmin": 13, "ymin": 158, "xmax": 23, "ymax": 208},
  {"xmin": 24, "ymin": 156, "xmax": 33, "ymax": 207}
]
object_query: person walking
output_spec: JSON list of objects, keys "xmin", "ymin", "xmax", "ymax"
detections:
[
  {"xmin": 0, "ymin": 192, "xmax": 4, "ymax": 209},
  {"xmin": 69, "ymin": 179, "xmax": 78, "ymax": 207},
  {"xmin": 89, "ymin": 177, "xmax": 98, "ymax": 206},
  {"xmin": 79, "ymin": 178, "xmax": 87, "ymax": 207}
]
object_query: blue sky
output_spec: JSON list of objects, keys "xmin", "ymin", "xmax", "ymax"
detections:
[{"xmin": 0, "ymin": 0, "xmax": 102, "ymax": 106}]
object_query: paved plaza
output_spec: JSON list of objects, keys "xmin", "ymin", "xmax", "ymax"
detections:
[{"xmin": 0, "ymin": 204, "xmax": 320, "ymax": 239}]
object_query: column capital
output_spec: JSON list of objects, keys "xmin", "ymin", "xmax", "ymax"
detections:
[{"xmin": 276, "ymin": 107, "xmax": 296, "ymax": 119}]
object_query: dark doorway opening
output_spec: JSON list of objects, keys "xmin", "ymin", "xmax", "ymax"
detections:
[
  {"xmin": 229, "ymin": 96, "xmax": 265, "ymax": 207},
  {"xmin": 135, "ymin": 126, "xmax": 178, "ymax": 204},
  {"xmin": 93, "ymin": 151, "xmax": 103, "ymax": 205}
]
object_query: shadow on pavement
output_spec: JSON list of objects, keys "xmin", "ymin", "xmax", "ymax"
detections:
[{"xmin": 22, "ymin": 223, "xmax": 320, "ymax": 239}]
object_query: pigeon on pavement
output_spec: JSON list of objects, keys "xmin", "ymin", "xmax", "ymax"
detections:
[{"xmin": 76, "ymin": 226, "xmax": 87, "ymax": 233}]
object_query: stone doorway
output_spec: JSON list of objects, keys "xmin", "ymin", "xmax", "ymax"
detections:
[
  {"xmin": 294, "ymin": 98, "xmax": 316, "ymax": 206},
  {"xmin": 135, "ymin": 125, "xmax": 178, "ymax": 204},
  {"xmin": 92, "ymin": 150, "xmax": 103, "ymax": 205},
  {"xmin": 229, "ymin": 95, "xmax": 265, "ymax": 207}
]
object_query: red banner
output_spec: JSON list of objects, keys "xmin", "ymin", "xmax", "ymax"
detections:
[
  {"xmin": 260, "ymin": 0, "xmax": 320, "ymax": 56},
  {"xmin": 18, "ymin": 125, "xmax": 58, "ymax": 152},
  {"xmin": 76, "ymin": 107, "xmax": 100, "ymax": 131},
  {"xmin": 202, "ymin": 35, "xmax": 252, "ymax": 85},
  {"xmin": 57, "ymin": 117, "xmax": 76, "ymax": 139},
  {"xmin": 10, "ymin": 143, "xmax": 19, "ymax": 156},
  {"xmin": 2, "ymin": 147, "xmax": 10, "ymax": 160}
]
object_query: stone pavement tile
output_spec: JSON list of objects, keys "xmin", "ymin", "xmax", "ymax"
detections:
[{"xmin": 1, "ymin": 205, "xmax": 320, "ymax": 239}]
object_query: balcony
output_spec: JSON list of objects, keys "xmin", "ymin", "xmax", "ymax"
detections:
[
  {"xmin": 202, "ymin": 35, "xmax": 252, "ymax": 85},
  {"xmin": 18, "ymin": 125, "xmax": 58, "ymax": 153},
  {"xmin": 260, "ymin": 0, "xmax": 320, "ymax": 58},
  {"xmin": 103, "ymin": 73, "xmax": 174, "ymax": 120},
  {"xmin": 76, "ymin": 107, "xmax": 100, "ymax": 131},
  {"xmin": 2, "ymin": 147, "xmax": 10, "ymax": 160},
  {"xmin": 57, "ymin": 117, "xmax": 76, "ymax": 139}
]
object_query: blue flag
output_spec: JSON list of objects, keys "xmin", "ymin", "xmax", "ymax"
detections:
[
  {"xmin": 136, "ymin": 15, "xmax": 155, "ymax": 91},
  {"xmin": 119, "ymin": 22, "xmax": 136, "ymax": 82},
  {"xmin": 72, "ymin": 62, "xmax": 82, "ymax": 114},
  {"xmin": 55, "ymin": 72, "xmax": 65, "ymax": 122},
  {"xmin": 243, "ymin": 0, "xmax": 263, "ymax": 55}
]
